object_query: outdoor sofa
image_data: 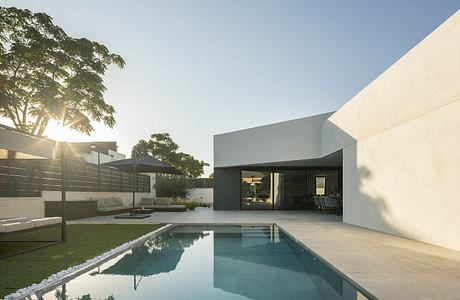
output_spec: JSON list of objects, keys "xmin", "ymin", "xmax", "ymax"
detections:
[
  {"xmin": 0, "ymin": 217, "xmax": 62, "ymax": 258},
  {"xmin": 0, "ymin": 217, "xmax": 62, "ymax": 235},
  {"xmin": 94, "ymin": 197, "xmax": 132, "ymax": 216},
  {"xmin": 136, "ymin": 197, "xmax": 187, "ymax": 212}
]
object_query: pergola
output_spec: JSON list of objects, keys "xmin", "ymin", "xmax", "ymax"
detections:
[{"xmin": 0, "ymin": 125, "xmax": 75, "ymax": 241}]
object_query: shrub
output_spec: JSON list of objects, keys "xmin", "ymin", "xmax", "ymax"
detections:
[
  {"xmin": 174, "ymin": 198, "xmax": 211, "ymax": 211},
  {"xmin": 155, "ymin": 176, "xmax": 189, "ymax": 198}
]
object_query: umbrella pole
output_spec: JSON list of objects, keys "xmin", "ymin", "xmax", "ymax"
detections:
[{"xmin": 132, "ymin": 167, "xmax": 136, "ymax": 215}]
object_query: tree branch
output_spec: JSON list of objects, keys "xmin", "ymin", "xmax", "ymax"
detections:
[
  {"xmin": 30, "ymin": 113, "xmax": 43, "ymax": 135},
  {"xmin": 22, "ymin": 100, "xmax": 29, "ymax": 126},
  {"xmin": 36, "ymin": 117, "xmax": 49, "ymax": 136}
]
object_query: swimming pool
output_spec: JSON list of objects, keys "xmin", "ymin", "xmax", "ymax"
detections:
[{"xmin": 35, "ymin": 225, "xmax": 373, "ymax": 299}]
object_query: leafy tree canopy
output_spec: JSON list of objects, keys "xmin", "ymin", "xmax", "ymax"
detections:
[
  {"xmin": 132, "ymin": 133, "xmax": 209, "ymax": 178},
  {"xmin": 0, "ymin": 6, "xmax": 125, "ymax": 136}
]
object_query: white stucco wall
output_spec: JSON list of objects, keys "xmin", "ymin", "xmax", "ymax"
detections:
[
  {"xmin": 214, "ymin": 112, "xmax": 333, "ymax": 167},
  {"xmin": 333, "ymin": 10, "xmax": 460, "ymax": 251},
  {"xmin": 343, "ymin": 100, "xmax": 460, "ymax": 250},
  {"xmin": 188, "ymin": 188, "xmax": 213, "ymax": 204}
]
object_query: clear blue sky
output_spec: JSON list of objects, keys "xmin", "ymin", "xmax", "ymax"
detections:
[{"xmin": 3, "ymin": 0, "xmax": 460, "ymax": 176}]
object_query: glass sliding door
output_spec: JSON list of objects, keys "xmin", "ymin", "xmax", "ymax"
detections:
[
  {"xmin": 241, "ymin": 168, "xmax": 340, "ymax": 210},
  {"xmin": 241, "ymin": 171, "xmax": 272, "ymax": 210},
  {"xmin": 273, "ymin": 170, "xmax": 307, "ymax": 209}
]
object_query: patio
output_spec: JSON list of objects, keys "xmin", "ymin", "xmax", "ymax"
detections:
[{"xmin": 71, "ymin": 209, "xmax": 460, "ymax": 300}]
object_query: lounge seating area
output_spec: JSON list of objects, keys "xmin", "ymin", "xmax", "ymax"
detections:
[
  {"xmin": 136, "ymin": 197, "xmax": 187, "ymax": 212},
  {"xmin": 313, "ymin": 196, "xmax": 340, "ymax": 214},
  {"xmin": 94, "ymin": 197, "xmax": 132, "ymax": 216}
]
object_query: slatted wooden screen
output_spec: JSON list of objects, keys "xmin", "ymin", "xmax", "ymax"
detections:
[{"xmin": 0, "ymin": 159, "xmax": 150, "ymax": 197}]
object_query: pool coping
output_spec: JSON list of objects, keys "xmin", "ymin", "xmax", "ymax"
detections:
[
  {"xmin": 5, "ymin": 222, "xmax": 377, "ymax": 300},
  {"xmin": 275, "ymin": 223, "xmax": 378, "ymax": 300}
]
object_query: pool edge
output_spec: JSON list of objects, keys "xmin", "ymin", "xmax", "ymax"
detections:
[
  {"xmin": 276, "ymin": 223, "xmax": 378, "ymax": 300},
  {"xmin": 5, "ymin": 224, "xmax": 175, "ymax": 300}
]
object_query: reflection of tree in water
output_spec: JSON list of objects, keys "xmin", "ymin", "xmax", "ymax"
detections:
[
  {"xmin": 145, "ymin": 231, "xmax": 208, "ymax": 253},
  {"xmin": 51, "ymin": 231, "xmax": 208, "ymax": 298},
  {"xmin": 55, "ymin": 288, "xmax": 114, "ymax": 300},
  {"xmin": 101, "ymin": 231, "xmax": 209, "ymax": 276}
]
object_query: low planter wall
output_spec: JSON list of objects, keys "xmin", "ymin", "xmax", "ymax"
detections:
[{"xmin": 0, "ymin": 191, "xmax": 154, "ymax": 219}]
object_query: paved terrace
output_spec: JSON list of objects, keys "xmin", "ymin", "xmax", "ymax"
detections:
[{"xmin": 71, "ymin": 209, "xmax": 460, "ymax": 300}]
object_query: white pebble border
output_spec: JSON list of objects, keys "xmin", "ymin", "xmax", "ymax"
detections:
[{"xmin": 3, "ymin": 224, "xmax": 174, "ymax": 300}]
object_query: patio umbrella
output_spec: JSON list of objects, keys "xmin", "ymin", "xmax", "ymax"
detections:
[
  {"xmin": 102, "ymin": 155, "xmax": 183, "ymax": 218},
  {"xmin": 102, "ymin": 155, "xmax": 183, "ymax": 175}
]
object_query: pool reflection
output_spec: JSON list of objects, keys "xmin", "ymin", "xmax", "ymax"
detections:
[
  {"xmin": 101, "ymin": 231, "xmax": 208, "ymax": 287},
  {"xmin": 41, "ymin": 226, "xmax": 369, "ymax": 300}
]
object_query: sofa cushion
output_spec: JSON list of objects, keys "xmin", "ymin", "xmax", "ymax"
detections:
[
  {"xmin": 169, "ymin": 205, "xmax": 186, "ymax": 209},
  {"xmin": 113, "ymin": 197, "xmax": 123, "ymax": 206},
  {"xmin": 31, "ymin": 217, "xmax": 62, "ymax": 227},
  {"xmin": 140, "ymin": 197, "xmax": 155, "ymax": 206},
  {"xmin": 96, "ymin": 198, "xmax": 106, "ymax": 208},
  {"xmin": 106, "ymin": 198, "xmax": 118, "ymax": 207},
  {"xmin": 3, "ymin": 221, "xmax": 33, "ymax": 233},
  {"xmin": 155, "ymin": 197, "xmax": 173, "ymax": 206},
  {"xmin": 0, "ymin": 217, "xmax": 27, "ymax": 224},
  {"xmin": 96, "ymin": 198, "xmax": 119, "ymax": 208},
  {"xmin": 152, "ymin": 205, "xmax": 170, "ymax": 209}
]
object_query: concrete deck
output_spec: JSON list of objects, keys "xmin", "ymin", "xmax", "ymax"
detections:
[{"xmin": 71, "ymin": 209, "xmax": 460, "ymax": 300}]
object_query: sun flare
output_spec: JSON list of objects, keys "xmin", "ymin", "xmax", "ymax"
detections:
[{"xmin": 44, "ymin": 120, "xmax": 93, "ymax": 142}]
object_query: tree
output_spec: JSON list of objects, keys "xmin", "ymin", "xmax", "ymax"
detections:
[
  {"xmin": 132, "ymin": 133, "xmax": 208, "ymax": 178},
  {"xmin": 0, "ymin": 6, "xmax": 125, "ymax": 136},
  {"xmin": 155, "ymin": 175, "xmax": 189, "ymax": 198}
]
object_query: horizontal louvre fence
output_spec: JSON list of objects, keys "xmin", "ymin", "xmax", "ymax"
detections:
[
  {"xmin": 0, "ymin": 159, "xmax": 150, "ymax": 197},
  {"xmin": 186, "ymin": 178, "xmax": 214, "ymax": 189}
]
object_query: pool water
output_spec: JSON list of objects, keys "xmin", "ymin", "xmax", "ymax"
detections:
[{"xmin": 39, "ymin": 225, "xmax": 371, "ymax": 300}]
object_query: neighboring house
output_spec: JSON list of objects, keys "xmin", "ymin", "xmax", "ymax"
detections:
[
  {"xmin": 214, "ymin": 11, "xmax": 460, "ymax": 251},
  {"xmin": 68, "ymin": 141, "xmax": 126, "ymax": 164},
  {"xmin": 0, "ymin": 125, "xmax": 126, "ymax": 164}
]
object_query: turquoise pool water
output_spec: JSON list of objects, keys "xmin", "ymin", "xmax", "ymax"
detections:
[{"xmin": 40, "ymin": 225, "xmax": 371, "ymax": 300}]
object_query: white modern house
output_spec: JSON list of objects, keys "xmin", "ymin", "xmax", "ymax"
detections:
[
  {"xmin": 214, "ymin": 10, "xmax": 460, "ymax": 251},
  {"xmin": 67, "ymin": 141, "xmax": 126, "ymax": 164}
]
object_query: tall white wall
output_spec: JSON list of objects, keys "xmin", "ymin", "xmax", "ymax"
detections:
[
  {"xmin": 343, "ymin": 100, "xmax": 460, "ymax": 249},
  {"xmin": 328, "ymin": 10, "xmax": 460, "ymax": 251}
]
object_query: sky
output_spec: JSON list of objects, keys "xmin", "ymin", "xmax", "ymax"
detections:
[{"xmin": 2, "ymin": 0, "xmax": 460, "ymax": 176}]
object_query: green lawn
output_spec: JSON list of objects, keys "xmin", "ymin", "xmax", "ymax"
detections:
[{"xmin": 0, "ymin": 224, "xmax": 163, "ymax": 298}]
